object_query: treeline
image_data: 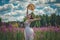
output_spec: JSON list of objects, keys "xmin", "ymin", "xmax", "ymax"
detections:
[
  {"xmin": 0, "ymin": 12, "xmax": 60, "ymax": 27},
  {"xmin": 24, "ymin": 12, "xmax": 60, "ymax": 27}
]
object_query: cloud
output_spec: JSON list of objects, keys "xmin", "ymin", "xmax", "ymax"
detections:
[
  {"xmin": 0, "ymin": 4, "xmax": 14, "ymax": 15},
  {"xmin": 38, "ymin": 10, "xmax": 45, "ymax": 15},
  {"xmin": 43, "ymin": 6, "xmax": 56, "ymax": 14},
  {"xmin": 0, "ymin": 0, "xmax": 58, "ymax": 22},
  {"xmin": 1, "ymin": 16, "xmax": 14, "ymax": 22},
  {"xmin": 36, "ymin": 4, "xmax": 49, "ymax": 9},
  {"xmin": 4, "ymin": 10, "xmax": 26, "ymax": 17},
  {"xmin": 0, "ymin": 4, "xmax": 14, "ymax": 10},
  {"xmin": 9, "ymin": 0, "xmax": 31, "ymax": 3},
  {"xmin": 7, "ymin": 17, "xmax": 17, "ymax": 22},
  {"xmin": 1, "ymin": 14, "xmax": 25, "ymax": 22},
  {"xmin": 38, "ymin": 0, "xmax": 48, "ymax": 4},
  {"xmin": 34, "ymin": 9, "xmax": 39, "ymax": 15},
  {"xmin": 34, "ymin": 9, "xmax": 45, "ymax": 15},
  {"xmin": 17, "ymin": 16, "xmax": 25, "ymax": 21},
  {"xmin": 1, "ymin": 9, "xmax": 26, "ymax": 22},
  {"xmin": 50, "ymin": 0, "xmax": 56, "ymax": 2},
  {"xmin": 54, "ymin": 3, "xmax": 60, "ymax": 7}
]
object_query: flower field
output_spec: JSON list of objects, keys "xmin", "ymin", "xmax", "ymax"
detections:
[{"xmin": 0, "ymin": 27, "xmax": 60, "ymax": 40}]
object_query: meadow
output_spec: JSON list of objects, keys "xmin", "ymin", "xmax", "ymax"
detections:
[
  {"xmin": 0, "ymin": 0, "xmax": 60, "ymax": 40},
  {"xmin": 0, "ymin": 26, "xmax": 60, "ymax": 40}
]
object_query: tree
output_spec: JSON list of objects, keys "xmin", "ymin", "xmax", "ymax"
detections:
[
  {"xmin": 45, "ymin": 14, "xmax": 50, "ymax": 26},
  {"xmin": 0, "ymin": 17, "xmax": 2, "ymax": 26},
  {"xmin": 41, "ymin": 14, "xmax": 46, "ymax": 26},
  {"xmin": 56, "ymin": 15, "xmax": 60, "ymax": 27},
  {"xmin": 50, "ymin": 13, "xmax": 56, "ymax": 26}
]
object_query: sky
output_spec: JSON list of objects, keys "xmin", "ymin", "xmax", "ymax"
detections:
[{"xmin": 0, "ymin": 0, "xmax": 60, "ymax": 22}]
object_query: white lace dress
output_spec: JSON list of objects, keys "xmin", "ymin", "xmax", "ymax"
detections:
[{"xmin": 24, "ymin": 21, "xmax": 34, "ymax": 40}]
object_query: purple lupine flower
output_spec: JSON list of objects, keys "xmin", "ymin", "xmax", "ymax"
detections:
[
  {"xmin": 7, "ymin": 24, "xmax": 13, "ymax": 32},
  {"xmin": 9, "ymin": 24, "xmax": 13, "ymax": 28},
  {"xmin": 54, "ymin": 28, "xmax": 60, "ymax": 32},
  {"xmin": 1, "ymin": 26, "xmax": 7, "ymax": 32},
  {"xmin": 13, "ymin": 27, "xmax": 18, "ymax": 32},
  {"xmin": 19, "ymin": 28, "xmax": 24, "ymax": 32}
]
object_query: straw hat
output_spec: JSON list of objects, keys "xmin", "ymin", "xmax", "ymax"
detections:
[{"xmin": 27, "ymin": 4, "xmax": 35, "ymax": 11}]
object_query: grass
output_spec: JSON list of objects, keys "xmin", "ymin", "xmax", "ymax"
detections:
[{"xmin": 0, "ymin": 27, "xmax": 60, "ymax": 40}]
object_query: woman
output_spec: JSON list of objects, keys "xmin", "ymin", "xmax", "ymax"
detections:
[{"xmin": 24, "ymin": 13, "xmax": 40, "ymax": 40}]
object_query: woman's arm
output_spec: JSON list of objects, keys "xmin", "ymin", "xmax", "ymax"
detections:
[
  {"xmin": 30, "ymin": 18, "xmax": 41, "ymax": 22},
  {"xmin": 34, "ymin": 18, "xmax": 40, "ymax": 20}
]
